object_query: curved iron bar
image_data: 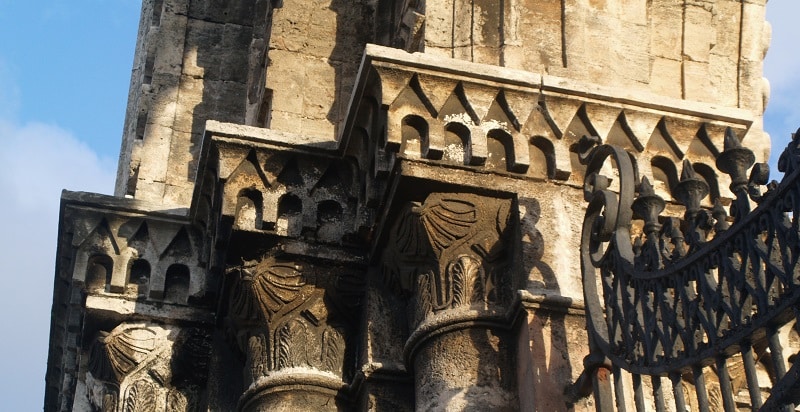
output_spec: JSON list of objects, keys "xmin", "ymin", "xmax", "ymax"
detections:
[{"xmin": 581, "ymin": 128, "xmax": 800, "ymax": 379}]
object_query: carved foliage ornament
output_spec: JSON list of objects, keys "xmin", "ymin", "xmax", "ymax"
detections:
[
  {"xmin": 228, "ymin": 257, "xmax": 306, "ymax": 324},
  {"xmin": 88, "ymin": 327, "xmax": 157, "ymax": 384},
  {"xmin": 87, "ymin": 323, "xmax": 211, "ymax": 412},
  {"xmin": 383, "ymin": 193, "xmax": 514, "ymax": 321},
  {"xmin": 225, "ymin": 251, "xmax": 364, "ymax": 382}
]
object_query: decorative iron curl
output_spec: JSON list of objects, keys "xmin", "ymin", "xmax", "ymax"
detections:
[
  {"xmin": 580, "ymin": 142, "xmax": 637, "ymax": 358},
  {"xmin": 580, "ymin": 128, "xmax": 800, "ymax": 377}
]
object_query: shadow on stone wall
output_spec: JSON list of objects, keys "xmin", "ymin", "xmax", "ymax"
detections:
[
  {"xmin": 519, "ymin": 197, "xmax": 576, "ymax": 411},
  {"xmin": 327, "ymin": 0, "xmax": 373, "ymax": 139}
]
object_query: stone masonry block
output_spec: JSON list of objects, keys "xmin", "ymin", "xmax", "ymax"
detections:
[
  {"xmin": 649, "ymin": 0, "xmax": 682, "ymax": 60},
  {"xmin": 134, "ymin": 180, "xmax": 166, "ymax": 203},
  {"xmin": 683, "ymin": 2, "xmax": 714, "ymax": 63},
  {"xmin": 513, "ymin": 0, "xmax": 562, "ymax": 72},
  {"xmin": 163, "ymin": 182, "xmax": 194, "ymax": 207},
  {"xmin": 425, "ymin": 0, "xmax": 455, "ymax": 51},
  {"xmin": 266, "ymin": 50, "xmax": 307, "ymax": 115},
  {"xmin": 211, "ymin": 81, "xmax": 247, "ymax": 124},
  {"xmin": 683, "ymin": 60, "xmax": 713, "ymax": 103},
  {"xmin": 220, "ymin": 24, "xmax": 252, "ymax": 83},
  {"xmin": 740, "ymin": 1, "xmax": 768, "ymax": 62},
  {"xmin": 709, "ymin": 53, "xmax": 738, "ymax": 107},
  {"xmin": 648, "ymin": 57, "xmax": 682, "ymax": 100}
]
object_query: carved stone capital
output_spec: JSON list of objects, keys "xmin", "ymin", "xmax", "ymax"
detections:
[
  {"xmin": 383, "ymin": 193, "xmax": 515, "ymax": 325},
  {"xmin": 84, "ymin": 322, "xmax": 211, "ymax": 412},
  {"xmin": 223, "ymin": 249, "xmax": 364, "ymax": 409}
]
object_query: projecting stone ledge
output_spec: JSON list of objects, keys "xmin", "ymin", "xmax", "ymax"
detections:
[
  {"xmin": 341, "ymin": 44, "xmax": 765, "ymax": 201},
  {"xmin": 350, "ymin": 44, "xmax": 756, "ymax": 123},
  {"xmin": 203, "ymin": 120, "xmax": 341, "ymax": 152}
]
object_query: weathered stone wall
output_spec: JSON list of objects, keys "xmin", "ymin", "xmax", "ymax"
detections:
[
  {"xmin": 116, "ymin": 0, "xmax": 375, "ymax": 207},
  {"xmin": 263, "ymin": 0, "xmax": 373, "ymax": 140},
  {"xmin": 116, "ymin": 0, "xmax": 260, "ymax": 206},
  {"xmin": 422, "ymin": 0, "xmax": 770, "ymax": 112},
  {"xmin": 117, "ymin": 0, "xmax": 771, "ymax": 207},
  {"xmin": 53, "ymin": 1, "xmax": 781, "ymax": 411}
]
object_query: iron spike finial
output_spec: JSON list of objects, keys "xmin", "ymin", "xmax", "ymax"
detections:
[
  {"xmin": 723, "ymin": 127, "xmax": 742, "ymax": 151},
  {"xmin": 778, "ymin": 127, "xmax": 800, "ymax": 174},
  {"xmin": 716, "ymin": 128, "xmax": 755, "ymax": 194},
  {"xmin": 712, "ymin": 198, "xmax": 729, "ymax": 232},
  {"xmin": 638, "ymin": 175, "xmax": 655, "ymax": 197},
  {"xmin": 632, "ymin": 176, "xmax": 665, "ymax": 237},
  {"xmin": 674, "ymin": 160, "xmax": 709, "ymax": 220},
  {"xmin": 680, "ymin": 159, "xmax": 697, "ymax": 181}
]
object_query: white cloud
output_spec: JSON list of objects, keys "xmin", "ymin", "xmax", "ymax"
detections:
[{"xmin": 0, "ymin": 119, "xmax": 115, "ymax": 408}]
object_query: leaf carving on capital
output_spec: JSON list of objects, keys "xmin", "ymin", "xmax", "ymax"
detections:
[
  {"xmin": 101, "ymin": 393, "xmax": 117, "ymax": 412},
  {"xmin": 228, "ymin": 257, "xmax": 306, "ymax": 323},
  {"xmin": 165, "ymin": 389, "xmax": 191, "ymax": 412},
  {"xmin": 321, "ymin": 327, "xmax": 346, "ymax": 374},
  {"xmin": 85, "ymin": 323, "xmax": 210, "ymax": 412},
  {"xmin": 89, "ymin": 327, "xmax": 157, "ymax": 384},
  {"xmin": 246, "ymin": 334, "xmax": 268, "ymax": 381},
  {"xmin": 419, "ymin": 197, "xmax": 478, "ymax": 254},
  {"xmin": 274, "ymin": 317, "xmax": 346, "ymax": 376},
  {"xmin": 225, "ymin": 251, "xmax": 364, "ymax": 382},
  {"xmin": 276, "ymin": 318, "xmax": 312, "ymax": 369},
  {"xmin": 412, "ymin": 272, "xmax": 434, "ymax": 326},
  {"xmin": 383, "ymin": 192, "xmax": 515, "ymax": 312},
  {"xmin": 123, "ymin": 379, "xmax": 156, "ymax": 412},
  {"xmin": 450, "ymin": 255, "xmax": 485, "ymax": 307}
]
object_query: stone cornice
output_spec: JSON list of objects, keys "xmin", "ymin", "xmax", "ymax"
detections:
[
  {"xmin": 346, "ymin": 44, "xmax": 754, "ymax": 128},
  {"xmin": 340, "ymin": 44, "xmax": 761, "ymax": 208}
]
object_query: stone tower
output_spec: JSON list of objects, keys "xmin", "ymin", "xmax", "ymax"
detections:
[{"xmin": 45, "ymin": 0, "xmax": 772, "ymax": 410}]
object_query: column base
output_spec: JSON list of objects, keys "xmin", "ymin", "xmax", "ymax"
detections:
[{"xmin": 238, "ymin": 369, "xmax": 350, "ymax": 412}]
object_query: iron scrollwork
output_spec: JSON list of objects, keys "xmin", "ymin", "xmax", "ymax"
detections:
[{"xmin": 579, "ymin": 128, "xmax": 800, "ymax": 411}]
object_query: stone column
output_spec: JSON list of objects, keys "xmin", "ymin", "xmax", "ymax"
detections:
[
  {"xmin": 382, "ymin": 193, "xmax": 519, "ymax": 411},
  {"xmin": 225, "ymin": 252, "xmax": 363, "ymax": 412}
]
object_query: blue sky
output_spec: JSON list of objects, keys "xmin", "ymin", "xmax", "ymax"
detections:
[
  {"xmin": 0, "ymin": 2, "xmax": 139, "ymax": 409},
  {"xmin": 0, "ymin": 1, "xmax": 798, "ymax": 409}
]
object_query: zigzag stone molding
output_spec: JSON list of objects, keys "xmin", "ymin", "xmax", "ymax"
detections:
[
  {"xmin": 60, "ymin": 192, "xmax": 206, "ymax": 303},
  {"xmin": 341, "ymin": 44, "xmax": 759, "ymax": 201}
]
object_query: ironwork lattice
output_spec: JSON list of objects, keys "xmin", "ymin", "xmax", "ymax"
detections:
[{"xmin": 578, "ymin": 128, "xmax": 800, "ymax": 411}]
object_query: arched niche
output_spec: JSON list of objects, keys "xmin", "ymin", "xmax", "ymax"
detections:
[
  {"xmin": 164, "ymin": 264, "xmax": 190, "ymax": 304},
  {"xmin": 692, "ymin": 162, "xmax": 720, "ymax": 206},
  {"xmin": 316, "ymin": 200, "xmax": 344, "ymax": 243},
  {"xmin": 486, "ymin": 129, "xmax": 514, "ymax": 172},
  {"xmin": 401, "ymin": 115, "xmax": 429, "ymax": 158},
  {"xmin": 276, "ymin": 194, "xmax": 303, "ymax": 236},
  {"xmin": 86, "ymin": 254, "xmax": 114, "ymax": 292},
  {"xmin": 651, "ymin": 156, "xmax": 679, "ymax": 198},
  {"xmin": 128, "ymin": 259, "xmax": 151, "ymax": 299},
  {"xmin": 443, "ymin": 122, "xmax": 470, "ymax": 165},
  {"xmin": 235, "ymin": 188, "xmax": 264, "ymax": 230},
  {"xmin": 529, "ymin": 136, "xmax": 557, "ymax": 179}
]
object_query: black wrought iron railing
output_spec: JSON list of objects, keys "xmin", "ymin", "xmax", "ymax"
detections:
[{"xmin": 579, "ymin": 128, "xmax": 800, "ymax": 411}]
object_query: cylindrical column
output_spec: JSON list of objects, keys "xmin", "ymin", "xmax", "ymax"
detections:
[
  {"xmin": 406, "ymin": 313, "xmax": 517, "ymax": 411},
  {"xmin": 383, "ymin": 193, "xmax": 520, "ymax": 411},
  {"xmin": 239, "ymin": 373, "xmax": 346, "ymax": 412}
]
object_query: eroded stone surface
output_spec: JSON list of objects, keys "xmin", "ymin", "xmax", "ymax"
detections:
[{"xmin": 46, "ymin": 1, "xmax": 788, "ymax": 411}]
